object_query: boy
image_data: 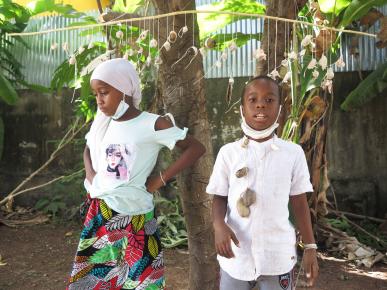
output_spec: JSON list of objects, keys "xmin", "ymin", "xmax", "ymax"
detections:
[{"xmin": 207, "ymin": 76, "xmax": 319, "ymax": 290}]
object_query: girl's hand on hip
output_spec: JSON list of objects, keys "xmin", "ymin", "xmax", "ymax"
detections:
[
  {"xmin": 303, "ymin": 249, "xmax": 319, "ymax": 286},
  {"xmin": 145, "ymin": 174, "xmax": 164, "ymax": 193},
  {"xmin": 213, "ymin": 221, "xmax": 239, "ymax": 259}
]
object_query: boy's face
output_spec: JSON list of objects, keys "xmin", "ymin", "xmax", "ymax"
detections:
[
  {"xmin": 91, "ymin": 80, "xmax": 122, "ymax": 116},
  {"xmin": 241, "ymin": 79, "xmax": 280, "ymax": 131}
]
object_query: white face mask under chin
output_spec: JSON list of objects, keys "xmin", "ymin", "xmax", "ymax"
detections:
[
  {"xmin": 111, "ymin": 95, "xmax": 130, "ymax": 120},
  {"xmin": 240, "ymin": 105, "xmax": 282, "ymax": 140}
]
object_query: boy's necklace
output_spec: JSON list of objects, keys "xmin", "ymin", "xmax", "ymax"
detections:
[{"xmin": 235, "ymin": 135, "xmax": 279, "ymax": 218}]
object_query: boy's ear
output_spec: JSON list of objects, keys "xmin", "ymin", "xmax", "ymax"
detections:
[{"xmin": 240, "ymin": 105, "xmax": 245, "ymax": 117}]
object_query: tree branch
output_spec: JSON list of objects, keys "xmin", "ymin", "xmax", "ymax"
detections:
[
  {"xmin": 0, "ymin": 119, "xmax": 89, "ymax": 209},
  {"xmin": 96, "ymin": 0, "xmax": 103, "ymax": 14},
  {"xmin": 330, "ymin": 209, "xmax": 386, "ymax": 224}
]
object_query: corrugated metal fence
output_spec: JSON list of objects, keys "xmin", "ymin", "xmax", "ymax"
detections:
[{"xmin": 5, "ymin": 1, "xmax": 386, "ymax": 87}]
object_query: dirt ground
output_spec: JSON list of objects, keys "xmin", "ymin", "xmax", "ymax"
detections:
[{"xmin": 0, "ymin": 223, "xmax": 386, "ymax": 290}]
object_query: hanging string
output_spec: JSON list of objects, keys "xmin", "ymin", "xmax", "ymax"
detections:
[
  {"xmin": 267, "ymin": 18, "xmax": 270, "ymax": 74},
  {"xmin": 7, "ymin": 10, "xmax": 377, "ymax": 39},
  {"xmin": 329, "ymin": 25, "xmax": 333, "ymax": 66},
  {"xmin": 147, "ymin": 18, "xmax": 151, "ymax": 65},
  {"xmin": 249, "ymin": 15, "xmax": 254, "ymax": 76},
  {"xmin": 166, "ymin": 16, "xmax": 169, "ymax": 41},
  {"xmin": 192, "ymin": 13, "xmax": 195, "ymax": 47},
  {"xmin": 274, "ymin": 20, "xmax": 278, "ymax": 70},
  {"xmin": 285, "ymin": 20, "xmax": 288, "ymax": 58},
  {"xmin": 125, "ymin": 21, "xmax": 128, "ymax": 56},
  {"xmin": 130, "ymin": 20, "xmax": 133, "ymax": 55}
]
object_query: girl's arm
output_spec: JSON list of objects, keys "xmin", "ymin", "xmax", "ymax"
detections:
[
  {"xmin": 145, "ymin": 117, "xmax": 206, "ymax": 192},
  {"xmin": 290, "ymin": 193, "xmax": 319, "ymax": 286},
  {"xmin": 84, "ymin": 145, "xmax": 96, "ymax": 183}
]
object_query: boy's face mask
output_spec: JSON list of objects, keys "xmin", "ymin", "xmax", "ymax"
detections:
[
  {"xmin": 112, "ymin": 94, "xmax": 129, "ymax": 120},
  {"xmin": 240, "ymin": 105, "xmax": 282, "ymax": 140}
]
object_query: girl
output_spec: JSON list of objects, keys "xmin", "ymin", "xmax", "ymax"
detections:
[{"xmin": 67, "ymin": 58, "xmax": 205, "ymax": 290}]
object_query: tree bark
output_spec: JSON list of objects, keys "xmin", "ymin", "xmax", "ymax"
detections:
[
  {"xmin": 256, "ymin": 0, "xmax": 298, "ymax": 139},
  {"xmin": 256, "ymin": 0, "xmax": 297, "ymax": 76},
  {"xmin": 151, "ymin": 1, "xmax": 218, "ymax": 289}
]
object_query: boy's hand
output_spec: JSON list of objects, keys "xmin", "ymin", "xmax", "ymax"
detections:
[
  {"xmin": 145, "ymin": 175, "xmax": 164, "ymax": 193},
  {"xmin": 213, "ymin": 221, "xmax": 239, "ymax": 259},
  {"xmin": 303, "ymin": 249, "xmax": 319, "ymax": 286}
]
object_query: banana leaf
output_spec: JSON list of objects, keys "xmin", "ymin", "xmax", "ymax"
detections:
[
  {"xmin": 27, "ymin": 0, "xmax": 84, "ymax": 18},
  {"xmin": 340, "ymin": 0, "xmax": 387, "ymax": 28},
  {"xmin": 318, "ymin": 0, "xmax": 351, "ymax": 15},
  {"xmin": 197, "ymin": 0, "xmax": 265, "ymax": 39},
  {"xmin": 341, "ymin": 61, "xmax": 387, "ymax": 111},
  {"xmin": 0, "ymin": 70, "xmax": 18, "ymax": 105},
  {"xmin": 205, "ymin": 32, "xmax": 262, "ymax": 51},
  {"xmin": 112, "ymin": 0, "xmax": 144, "ymax": 13}
]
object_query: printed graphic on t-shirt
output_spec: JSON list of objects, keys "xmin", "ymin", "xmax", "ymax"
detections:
[{"xmin": 103, "ymin": 143, "xmax": 136, "ymax": 181}]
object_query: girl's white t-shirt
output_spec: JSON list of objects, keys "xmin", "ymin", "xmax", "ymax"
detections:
[{"xmin": 85, "ymin": 111, "xmax": 188, "ymax": 215}]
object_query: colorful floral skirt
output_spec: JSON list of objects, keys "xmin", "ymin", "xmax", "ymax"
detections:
[{"xmin": 67, "ymin": 197, "xmax": 165, "ymax": 290}]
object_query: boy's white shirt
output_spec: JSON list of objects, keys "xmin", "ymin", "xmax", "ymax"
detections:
[{"xmin": 206, "ymin": 135, "xmax": 313, "ymax": 280}]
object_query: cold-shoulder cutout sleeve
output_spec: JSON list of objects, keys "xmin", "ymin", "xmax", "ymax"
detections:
[{"xmin": 152, "ymin": 114, "xmax": 188, "ymax": 150}]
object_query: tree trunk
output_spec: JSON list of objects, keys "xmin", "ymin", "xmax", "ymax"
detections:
[
  {"xmin": 256, "ymin": 0, "xmax": 299, "ymax": 137},
  {"xmin": 256, "ymin": 0, "xmax": 298, "ymax": 76},
  {"xmin": 152, "ymin": 1, "xmax": 218, "ymax": 289}
]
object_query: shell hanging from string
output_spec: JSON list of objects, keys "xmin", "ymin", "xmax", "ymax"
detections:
[{"xmin": 225, "ymin": 75, "xmax": 234, "ymax": 106}]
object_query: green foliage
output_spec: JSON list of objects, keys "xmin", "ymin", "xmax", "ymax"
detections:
[
  {"xmin": 0, "ymin": 0, "xmax": 88, "ymax": 163},
  {"xmin": 318, "ymin": 0, "xmax": 351, "ymax": 15},
  {"xmin": 112, "ymin": 0, "xmax": 144, "ymax": 13},
  {"xmin": 26, "ymin": 0, "xmax": 83, "ymax": 18},
  {"xmin": 339, "ymin": 0, "xmax": 387, "ymax": 28},
  {"xmin": 326, "ymin": 217, "xmax": 387, "ymax": 251},
  {"xmin": 0, "ymin": 0, "xmax": 30, "ymax": 105},
  {"xmin": 0, "ymin": 71, "xmax": 18, "ymax": 105},
  {"xmin": 66, "ymin": 16, "xmax": 98, "ymax": 27},
  {"xmin": 279, "ymin": 0, "xmax": 387, "ymax": 141},
  {"xmin": 341, "ymin": 62, "xmax": 387, "ymax": 111},
  {"xmin": 155, "ymin": 196, "xmax": 188, "ymax": 248},
  {"xmin": 197, "ymin": 0, "xmax": 265, "ymax": 39},
  {"xmin": 206, "ymin": 32, "xmax": 261, "ymax": 51},
  {"xmin": 35, "ymin": 195, "xmax": 66, "ymax": 217}
]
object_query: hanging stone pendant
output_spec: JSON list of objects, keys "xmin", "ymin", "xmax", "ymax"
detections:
[
  {"xmin": 242, "ymin": 188, "xmax": 256, "ymax": 206},
  {"xmin": 235, "ymin": 167, "xmax": 248, "ymax": 178},
  {"xmin": 237, "ymin": 198, "xmax": 250, "ymax": 218},
  {"xmin": 241, "ymin": 137, "xmax": 249, "ymax": 148}
]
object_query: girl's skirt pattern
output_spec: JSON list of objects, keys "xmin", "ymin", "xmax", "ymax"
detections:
[{"xmin": 67, "ymin": 197, "xmax": 165, "ymax": 290}]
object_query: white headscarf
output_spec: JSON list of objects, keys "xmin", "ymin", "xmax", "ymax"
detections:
[{"xmin": 87, "ymin": 59, "xmax": 142, "ymax": 172}]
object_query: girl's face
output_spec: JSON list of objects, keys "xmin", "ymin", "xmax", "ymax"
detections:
[
  {"xmin": 107, "ymin": 149, "xmax": 122, "ymax": 169},
  {"xmin": 91, "ymin": 80, "xmax": 122, "ymax": 116},
  {"xmin": 241, "ymin": 79, "xmax": 280, "ymax": 131}
]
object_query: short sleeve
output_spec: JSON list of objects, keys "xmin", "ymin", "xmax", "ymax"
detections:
[
  {"xmin": 290, "ymin": 145, "xmax": 314, "ymax": 196},
  {"xmin": 154, "ymin": 126, "xmax": 188, "ymax": 150},
  {"xmin": 85, "ymin": 131, "xmax": 91, "ymax": 147},
  {"xmin": 206, "ymin": 147, "xmax": 229, "ymax": 196}
]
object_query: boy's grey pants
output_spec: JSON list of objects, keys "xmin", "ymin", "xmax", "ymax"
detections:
[{"xmin": 220, "ymin": 268, "xmax": 294, "ymax": 290}]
